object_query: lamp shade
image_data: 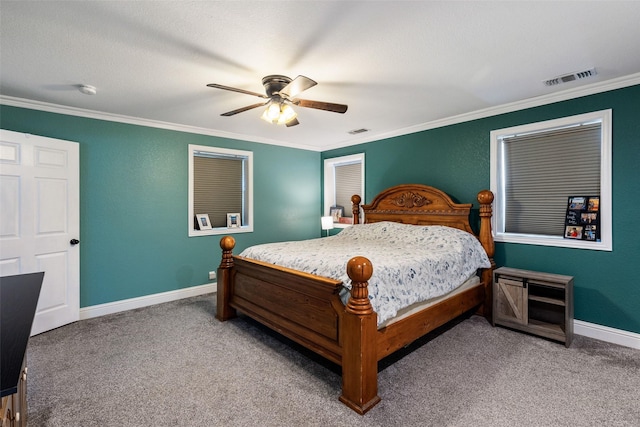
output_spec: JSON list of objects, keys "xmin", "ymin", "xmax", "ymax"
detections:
[{"xmin": 321, "ymin": 216, "xmax": 334, "ymax": 231}]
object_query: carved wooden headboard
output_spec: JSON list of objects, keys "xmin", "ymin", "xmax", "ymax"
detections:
[
  {"xmin": 351, "ymin": 183, "xmax": 496, "ymax": 317},
  {"xmin": 351, "ymin": 184, "xmax": 476, "ymax": 235}
]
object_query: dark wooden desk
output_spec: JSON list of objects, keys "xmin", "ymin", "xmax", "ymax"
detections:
[{"xmin": 1, "ymin": 272, "xmax": 44, "ymax": 426}]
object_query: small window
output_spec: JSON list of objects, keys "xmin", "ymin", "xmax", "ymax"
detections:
[
  {"xmin": 490, "ymin": 110, "xmax": 611, "ymax": 250},
  {"xmin": 324, "ymin": 153, "xmax": 364, "ymax": 227},
  {"xmin": 188, "ymin": 144, "xmax": 253, "ymax": 236}
]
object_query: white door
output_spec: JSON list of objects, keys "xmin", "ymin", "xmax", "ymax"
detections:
[{"xmin": 0, "ymin": 129, "xmax": 80, "ymax": 335}]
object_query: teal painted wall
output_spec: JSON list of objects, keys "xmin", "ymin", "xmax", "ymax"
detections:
[
  {"xmin": 323, "ymin": 84, "xmax": 640, "ymax": 334},
  {"xmin": 3, "ymin": 84, "xmax": 638, "ymax": 334},
  {"xmin": 0, "ymin": 106, "xmax": 320, "ymax": 307}
]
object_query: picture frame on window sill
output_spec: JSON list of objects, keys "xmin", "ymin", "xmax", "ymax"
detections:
[
  {"xmin": 227, "ymin": 213, "xmax": 241, "ymax": 228},
  {"xmin": 195, "ymin": 214, "xmax": 212, "ymax": 230},
  {"xmin": 330, "ymin": 205, "xmax": 344, "ymax": 223}
]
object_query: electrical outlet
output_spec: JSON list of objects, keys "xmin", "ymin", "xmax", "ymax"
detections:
[{"xmin": 209, "ymin": 271, "xmax": 216, "ymax": 280}]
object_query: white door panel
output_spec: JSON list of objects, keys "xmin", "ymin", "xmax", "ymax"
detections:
[{"xmin": 0, "ymin": 130, "xmax": 80, "ymax": 335}]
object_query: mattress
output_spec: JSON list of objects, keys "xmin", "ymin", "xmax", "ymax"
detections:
[{"xmin": 239, "ymin": 221, "xmax": 491, "ymax": 326}]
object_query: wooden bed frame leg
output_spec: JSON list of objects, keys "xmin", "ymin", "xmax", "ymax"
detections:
[
  {"xmin": 477, "ymin": 190, "xmax": 495, "ymax": 322},
  {"xmin": 216, "ymin": 236, "xmax": 237, "ymax": 322},
  {"xmin": 339, "ymin": 256, "xmax": 381, "ymax": 415}
]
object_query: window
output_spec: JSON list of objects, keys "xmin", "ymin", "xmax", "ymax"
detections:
[
  {"xmin": 323, "ymin": 153, "xmax": 364, "ymax": 227},
  {"xmin": 188, "ymin": 144, "xmax": 253, "ymax": 236},
  {"xmin": 490, "ymin": 110, "xmax": 611, "ymax": 250}
]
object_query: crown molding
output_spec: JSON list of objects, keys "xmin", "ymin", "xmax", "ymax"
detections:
[
  {"xmin": 323, "ymin": 72, "xmax": 640, "ymax": 151},
  {"xmin": 0, "ymin": 95, "xmax": 321, "ymax": 152},
  {"xmin": 3, "ymin": 72, "xmax": 639, "ymax": 153}
]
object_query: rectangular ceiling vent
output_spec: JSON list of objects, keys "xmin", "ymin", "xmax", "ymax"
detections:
[
  {"xmin": 348, "ymin": 128, "xmax": 369, "ymax": 135},
  {"xmin": 544, "ymin": 68, "xmax": 597, "ymax": 86}
]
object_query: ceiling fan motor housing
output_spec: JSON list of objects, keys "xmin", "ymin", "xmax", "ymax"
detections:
[{"xmin": 262, "ymin": 75, "xmax": 292, "ymax": 98}]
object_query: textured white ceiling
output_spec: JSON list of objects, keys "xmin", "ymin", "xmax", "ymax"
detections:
[{"xmin": 1, "ymin": 1, "xmax": 640, "ymax": 151}]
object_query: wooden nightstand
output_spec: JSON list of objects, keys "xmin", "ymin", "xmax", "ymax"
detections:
[{"xmin": 493, "ymin": 267, "xmax": 574, "ymax": 347}]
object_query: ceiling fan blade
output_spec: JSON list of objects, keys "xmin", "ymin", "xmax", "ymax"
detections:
[
  {"xmin": 279, "ymin": 75, "xmax": 317, "ymax": 99},
  {"xmin": 285, "ymin": 117, "xmax": 300, "ymax": 127},
  {"xmin": 294, "ymin": 99, "xmax": 348, "ymax": 114},
  {"xmin": 207, "ymin": 83, "xmax": 268, "ymax": 99},
  {"xmin": 221, "ymin": 102, "xmax": 268, "ymax": 116}
]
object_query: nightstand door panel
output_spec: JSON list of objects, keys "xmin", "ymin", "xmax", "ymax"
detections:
[{"xmin": 495, "ymin": 277, "xmax": 527, "ymax": 325}]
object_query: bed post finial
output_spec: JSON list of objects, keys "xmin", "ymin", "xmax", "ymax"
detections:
[
  {"xmin": 345, "ymin": 256, "xmax": 373, "ymax": 314},
  {"xmin": 340, "ymin": 256, "xmax": 380, "ymax": 414},
  {"xmin": 216, "ymin": 236, "xmax": 237, "ymax": 321},
  {"xmin": 351, "ymin": 195, "xmax": 362, "ymax": 224},
  {"xmin": 477, "ymin": 190, "xmax": 495, "ymax": 321},
  {"xmin": 219, "ymin": 236, "xmax": 235, "ymax": 269}
]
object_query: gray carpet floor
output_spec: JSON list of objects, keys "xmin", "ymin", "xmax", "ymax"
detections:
[{"xmin": 26, "ymin": 294, "xmax": 640, "ymax": 427}]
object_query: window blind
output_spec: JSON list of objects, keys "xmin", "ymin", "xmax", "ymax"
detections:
[
  {"xmin": 502, "ymin": 123, "xmax": 601, "ymax": 236},
  {"xmin": 334, "ymin": 162, "xmax": 362, "ymax": 218},
  {"xmin": 193, "ymin": 156, "xmax": 244, "ymax": 228}
]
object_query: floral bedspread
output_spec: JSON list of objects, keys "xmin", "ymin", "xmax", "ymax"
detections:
[{"xmin": 239, "ymin": 221, "xmax": 491, "ymax": 325}]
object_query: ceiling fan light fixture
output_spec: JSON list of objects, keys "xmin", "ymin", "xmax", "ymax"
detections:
[
  {"xmin": 279, "ymin": 104, "xmax": 297, "ymax": 124},
  {"xmin": 266, "ymin": 103, "xmax": 281, "ymax": 120},
  {"xmin": 261, "ymin": 102, "xmax": 297, "ymax": 125},
  {"xmin": 261, "ymin": 104, "xmax": 279, "ymax": 123}
]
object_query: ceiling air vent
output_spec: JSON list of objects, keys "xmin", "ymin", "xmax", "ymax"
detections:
[
  {"xmin": 348, "ymin": 128, "xmax": 369, "ymax": 135},
  {"xmin": 543, "ymin": 68, "xmax": 597, "ymax": 86}
]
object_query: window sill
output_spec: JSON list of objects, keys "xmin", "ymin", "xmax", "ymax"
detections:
[
  {"xmin": 189, "ymin": 226, "xmax": 253, "ymax": 237},
  {"xmin": 495, "ymin": 232, "xmax": 611, "ymax": 251}
]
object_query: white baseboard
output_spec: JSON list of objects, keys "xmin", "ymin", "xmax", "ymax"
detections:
[
  {"xmin": 574, "ymin": 320, "xmax": 640, "ymax": 350},
  {"xmin": 79, "ymin": 287, "xmax": 639, "ymax": 350},
  {"xmin": 79, "ymin": 283, "xmax": 216, "ymax": 320}
]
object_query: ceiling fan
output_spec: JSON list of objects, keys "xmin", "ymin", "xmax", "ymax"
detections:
[{"xmin": 206, "ymin": 75, "xmax": 348, "ymax": 127}]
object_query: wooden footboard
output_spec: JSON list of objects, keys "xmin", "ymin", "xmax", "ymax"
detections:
[
  {"xmin": 217, "ymin": 239, "xmax": 346, "ymax": 364},
  {"xmin": 217, "ymin": 238, "xmax": 380, "ymax": 413},
  {"xmin": 215, "ymin": 186, "xmax": 495, "ymax": 415}
]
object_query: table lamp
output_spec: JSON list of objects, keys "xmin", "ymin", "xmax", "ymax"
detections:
[{"xmin": 321, "ymin": 216, "xmax": 334, "ymax": 237}]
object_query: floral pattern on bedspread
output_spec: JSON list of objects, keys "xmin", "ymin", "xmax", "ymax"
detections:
[{"xmin": 239, "ymin": 221, "xmax": 491, "ymax": 326}]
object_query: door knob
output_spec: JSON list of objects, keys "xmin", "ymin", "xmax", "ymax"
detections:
[{"xmin": 70, "ymin": 239, "xmax": 80, "ymax": 245}]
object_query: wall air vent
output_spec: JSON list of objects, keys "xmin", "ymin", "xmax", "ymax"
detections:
[
  {"xmin": 544, "ymin": 68, "xmax": 597, "ymax": 86},
  {"xmin": 348, "ymin": 128, "xmax": 369, "ymax": 135}
]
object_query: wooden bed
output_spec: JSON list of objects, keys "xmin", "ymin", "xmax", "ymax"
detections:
[{"xmin": 216, "ymin": 184, "xmax": 495, "ymax": 414}]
